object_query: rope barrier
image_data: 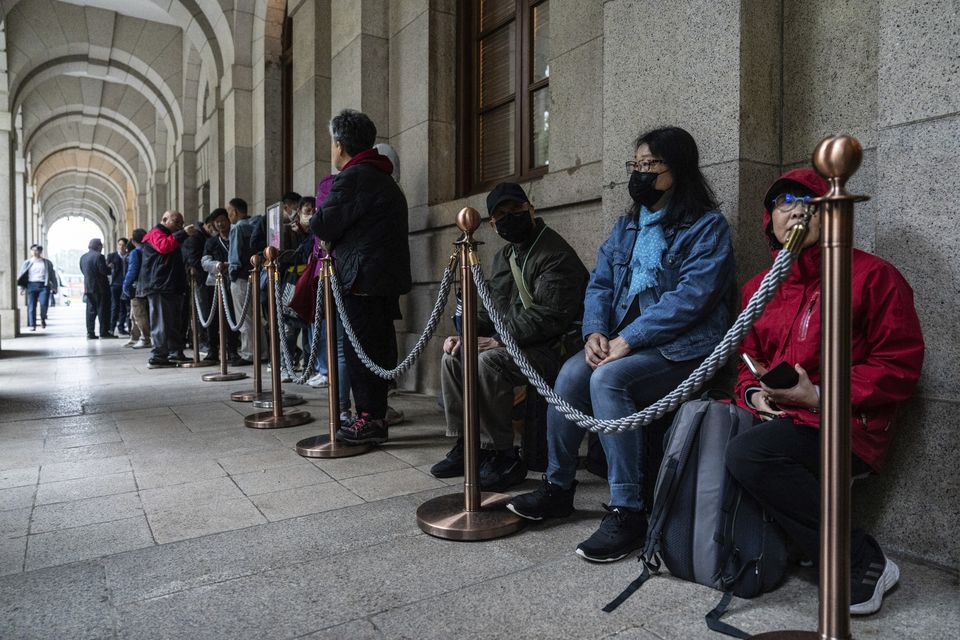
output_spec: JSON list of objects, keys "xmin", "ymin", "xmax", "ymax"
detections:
[
  {"xmin": 328, "ymin": 259, "xmax": 458, "ymax": 380},
  {"xmin": 471, "ymin": 247, "xmax": 798, "ymax": 434},
  {"xmin": 220, "ymin": 278, "xmax": 252, "ymax": 331},
  {"xmin": 193, "ymin": 284, "xmax": 218, "ymax": 329}
]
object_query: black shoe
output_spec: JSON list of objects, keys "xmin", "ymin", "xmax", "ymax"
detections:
[
  {"xmin": 506, "ymin": 476, "xmax": 576, "ymax": 521},
  {"xmin": 29, "ymin": 326, "xmax": 36, "ymax": 332},
  {"xmin": 169, "ymin": 351, "xmax": 190, "ymax": 362},
  {"xmin": 430, "ymin": 438, "xmax": 464, "ymax": 478},
  {"xmin": 337, "ymin": 412, "xmax": 388, "ymax": 445},
  {"xmin": 101, "ymin": 333, "xmax": 118, "ymax": 339},
  {"xmin": 850, "ymin": 534, "xmax": 899, "ymax": 615},
  {"xmin": 229, "ymin": 357, "xmax": 253, "ymax": 366},
  {"xmin": 41, "ymin": 319, "xmax": 46, "ymax": 328},
  {"xmin": 148, "ymin": 356, "xmax": 174, "ymax": 367},
  {"xmin": 575, "ymin": 505, "xmax": 647, "ymax": 563},
  {"xmin": 87, "ymin": 334, "xmax": 99, "ymax": 340},
  {"xmin": 203, "ymin": 352, "xmax": 219, "ymax": 362},
  {"xmin": 479, "ymin": 447, "xmax": 528, "ymax": 491}
]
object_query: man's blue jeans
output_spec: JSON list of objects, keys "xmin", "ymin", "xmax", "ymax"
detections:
[
  {"xmin": 306, "ymin": 316, "xmax": 350, "ymax": 411},
  {"xmin": 546, "ymin": 347, "xmax": 697, "ymax": 510},
  {"xmin": 25, "ymin": 282, "xmax": 49, "ymax": 327}
]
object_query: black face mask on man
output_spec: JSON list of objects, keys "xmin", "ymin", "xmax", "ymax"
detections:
[
  {"xmin": 494, "ymin": 211, "xmax": 534, "ymax": 243},
  {"xmin": 628, "ymin": 170, "xmax": 666, "ymax": 209}
]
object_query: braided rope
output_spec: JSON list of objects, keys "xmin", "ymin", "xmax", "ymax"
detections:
[
  {"xmin": 220, "ymin": 278, "xmax": 252, "ymax": 331},
  {"xmin": 273, "ymin": 274, "xmax": 325, "ymax": 385},
  {"xmin": 193, "ymin": 284, "xmax": 218, "ymax": 329},
  {"xmin": 472, "ymin": 248, "xmax": 798, "ymax": 434},
  {"xmin": 328, "ymin": 263, "xmax": 457, "ymax": 380}
]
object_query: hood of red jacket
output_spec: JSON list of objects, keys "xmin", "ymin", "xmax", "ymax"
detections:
[
  {"xmin": 341, "ymin": 148, "xmax": 394, "ymax": 176},
  {"xmin": 762, "ymin": 168, "xmax": 829, "ymax": 255}
]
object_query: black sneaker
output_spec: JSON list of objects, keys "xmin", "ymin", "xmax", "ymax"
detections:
[
  {"xmin": 229, "ymin": 357, "xmax": 253, "ymax": 366},
  {"xmin": 337, "ymin": 412, "xmax": 388, "ymax": 445},
  {"xmin": 169, "ymin": 351, "xmax": 190, "ymax": 363},
  {"xmin": 203, "ymin": 352, "xmax": 219, "ymax": 362},
  {"xmin": 506, "ymin": 476, "xmax": 576, "ymax": 521},
  {"xmin": 430, "ymin": 438, "xmax": 464, "ymax": 478},
  {"xmin": 575, "ymin": 505, "xmax": 647, "ymax": 563},
  {"xmin": 148, "ymin": 356, "xmax": 174, "ymax": 367},
  {"xmin": 479, "ymin": 447, "xmax": 528, "ymax": 491},
  {"xmin": 100, "ymin": 333, "xmax": 118, "ymax": 339},
  {"xmin": 850, "ymin": 534, "xmax": 899, "ymax": 615},
  {"xmin": 87, "ymin": 334, "xmax": 99, "ymax": 340}
]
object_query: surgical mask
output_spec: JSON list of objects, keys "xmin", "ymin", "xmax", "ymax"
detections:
[
  {"xmin": 628, "ymin": 171, "xmax": 666, "ymax": 208},
  {"xmin": 494, "ymin": 211, "xmax": 534, "ymax": 244}
]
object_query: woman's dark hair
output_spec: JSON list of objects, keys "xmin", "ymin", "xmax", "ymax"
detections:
[
  {"xmin": 632, "ymin": 126, "xmax": 718, "ymax": 226},
  {"xmin": 31, "ymin": 244, "xmax": 42, "ymax": 252},
  {"xmin": 329, "ymin": 109, "xmax": 377, "ymax": 157},
  {"xmin": 298, "ymin": 196, "xmax": 316, "ymax": 209}
]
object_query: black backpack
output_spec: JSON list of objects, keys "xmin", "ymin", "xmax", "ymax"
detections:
[{"xmin": 604, "ymin": 395, "xmax": 788, "ymax": 638}]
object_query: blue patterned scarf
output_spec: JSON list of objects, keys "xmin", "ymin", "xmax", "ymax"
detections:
[{"xmin": 627, "ymin": 205, "xmax": 669, "ymax": 297}]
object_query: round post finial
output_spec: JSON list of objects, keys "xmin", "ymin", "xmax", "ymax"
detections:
[
  {"xmin": 457, "ymin": 207, "xmax": 481, "ymax": 238},
  {"xmin": 251, "ymin": 254, "xmax": 262, "ymax": 269},
  {"xmin": 264, "ymin": 246, "xmax": 279, "ymax": 264},
  {"xmin": 216, "ymin": 261, "xmax": 227, "ymax": 275},
  {"xmin": 812, "ymin": 135, "xmax": 863, "ymax": 185}
]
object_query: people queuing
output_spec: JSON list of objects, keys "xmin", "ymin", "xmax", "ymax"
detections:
[
  {"xmin": 201, "ymin": 208, "xmax": 239, "ymax": 361},
  {"xmin": 106, "ymin": 238, "xmax": 130, "ymax": 336},
  {"xmin": 122, "ymin": 229, "xmax": 151, "ymax": 348},
  {"xmin": 431, "ymin": 182, "xmax": 589, "ymax": 492},
  {"xmin": 79, "ymin": 238, "xmax": 114, "ymax": 339},
  {"xmin": 17, "ymin": 244, "xmax": 58, "ymax": 331},
  {"xmin": 227, "ymin": 198, "xmax": 262, "ymax": 366}
]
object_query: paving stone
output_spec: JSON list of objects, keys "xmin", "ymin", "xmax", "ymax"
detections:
[
  {"xmin": 0, "ymin": 560, "xmax": 116, "ymax": 638},
  {"xmin": 300, "ymin": 618, "xmax": 385, "ymax": 639},
  {"xmin": 139, "ymin": 476, "xmax": 245, "ymax": 512},
  {"xmin": 132, "ymin": 458, "xmax": 227, "ymax": 490},
  {"xmin": 0, "ymin": 485, "xmax": 35, "ymax": 511},
  {"xmin": 0, "ymin": 507, "xmax": 31, "ymax": 539},
  {"xmin": 114, "ymin": 534, "xmax": 532, "ymax": 639},
  {"xmin": 44, "ymin": 428, "xmax": 123, "ymax": 450},
  {"xmin": 339, "ymin": 467, "xmax": 446, "ymax": 502},
  {"xmin": 39, "ymin": 455, "xmax": 132, "ymax": 484},
  {"xmin": 248, "ymin": 481, "xmax": 365, "ymax": 521},
  {"xmin": 31, "ymin": 491, "xmax": 144, "ymax": 533},
  {"xmin": 35, "ymin": 471, "xmax": 137, "ymax": 505},
  {"xmin": 217, "ymin": 446, "xmax": 313, "ymax": 475},
  {"xmin": 0, "ymin": 465, "xmax": 39, "ymax": 490},
  {"xmin": 310, "ymin": 448, "xmax": 411, "ymax": 480},
  {"xmin": 230, "ymin": 463, "xmax": 333, "ymax": 496},
  {"xmin": 145, "ymin": 497, "xmax": 266, "ymax": 544},
  {"xmin": 0, "ymin": 536, "xmax": 26, "ymax": 576},
  {"xmin": 25, "ymin": 516, "xmax": 155, "ymax": 570}
]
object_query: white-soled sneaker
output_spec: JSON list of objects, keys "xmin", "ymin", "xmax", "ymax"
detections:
[
  {"xmin": 850, "ymin": 535, "xmax": 900, "ymax": 616},
  {"xmin": 306, "ymin": 374, "xmax": 328, "ymax": 388}
]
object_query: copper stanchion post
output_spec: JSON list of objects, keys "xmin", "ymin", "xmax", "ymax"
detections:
[
  {"xmin": 296, "ymin": 254, "xmax": 370, "ymax": 458},
  {"xmin": 244, "ymin": 246, "xmax": 312, "ymax": 429},
  {"xmin": 179, "ymin": 267, "xmax": 215, "ymax": 368},
  {"xmin": 416, "ymin": 207, "xmax": 525, "ymax": 540},
  {"xmin": 753, "ymin": 137, "xmax": 868, "ymax": 640},
  {"xmin": 230, "ymin": 255, "xmax": 303, "ymax": 406},
  {"xmin": 202, "ymin": 263, "xmax": 247, "ymax": 382}
]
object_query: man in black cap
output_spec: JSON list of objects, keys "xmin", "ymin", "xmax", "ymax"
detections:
[{"xmin": 431, "ymin": 182, "xmax": 589, "ymax": 490}]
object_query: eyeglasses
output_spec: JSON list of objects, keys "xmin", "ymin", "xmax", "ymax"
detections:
[
  {"xmin": 625, "ymin": 159, "xmax": 665, "ymax": 173},
  {"xmin": 772, "ymin": 193, "xmax": 812, "ymax": 212}
]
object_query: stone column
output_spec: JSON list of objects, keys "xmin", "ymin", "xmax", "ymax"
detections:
[
  {"xmin": 291, "ymin": 0, "xmax": 332, "ymax": 196},
  {"xmin": 0, "ymin": 120, "xmax": 19, "ymax": 339},
  {"xmin": 330, "ymin": 0, "xmax": 389, "ymax": 139},
  {"xmin": 222, "ymin": 67, "xmax": 256, "ymax": 206}
]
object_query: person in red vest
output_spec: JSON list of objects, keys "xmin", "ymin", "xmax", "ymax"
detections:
[{"xmin": 726, "ymin": 167, "xmax": 925, "ymax": 616}]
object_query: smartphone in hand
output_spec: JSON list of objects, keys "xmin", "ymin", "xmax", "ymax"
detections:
[{"xmin": 741, "ymin": 353, "xmax": 800, "ymax": 389}]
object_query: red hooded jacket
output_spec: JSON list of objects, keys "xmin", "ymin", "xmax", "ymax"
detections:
[{"xmin": 735, "ymin": 168, "xmax": 925, "ymax": 471}]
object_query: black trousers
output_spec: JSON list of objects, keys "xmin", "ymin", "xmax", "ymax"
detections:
[
  {"xmin": 85, "ymin": 290, "xmax": 110, "ymax": 336},
  {"xmin": 205, "ymin": 284, "xmax": 239, "ymax": 357},
  {"xmin": 110, "ymin": 286, "xmax": 128, "ymax": 333},
  {"xmin": 342, "ymin": 295, "xmax": 399, "ymax": 421},
  {"xmin": 725, "ymin": 417, "xmax": 871, "ymax": 565},
  {"xmin": 147, "ymin": 291, "xmax": 184, "ymax": 358}
]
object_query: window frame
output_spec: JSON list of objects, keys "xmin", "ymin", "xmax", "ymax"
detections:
[{"xmin": 458, "ymin": 0, "xmax": 550, "ymax": 196}]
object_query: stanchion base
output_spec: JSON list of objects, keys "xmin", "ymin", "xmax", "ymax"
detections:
[
  {"xmin": 230, "ymin": 390, "xmax": 272, "ymax": 402},
  {"xmin": 202, "ymin": 371, "xmax": 248, "ymax": 382},
  {"xmin": 244, "ymin": 410, "xmax": 312, "ymax": 429},
  {"xmin": 179, "ymin": 360, "xmax": 217, "ymax": 368},
  {"xmin": 253, "ymin": 394, "xmax": 304, "ymax": 409},
  {"xmin": 416, "ymin": 492, "xmax": 525, "ymax": 541},
  {"xmin": 295, "ymin": 434, "xmax": 371, "ymax": 458},
  {"xmin": 751, "ymin": 633, "xmax": 818, "ymax": 639}
]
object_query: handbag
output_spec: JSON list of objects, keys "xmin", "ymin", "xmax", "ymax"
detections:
[{"xmin": 288, "ymin": 256, "xmax": 319, "ymax": 323}]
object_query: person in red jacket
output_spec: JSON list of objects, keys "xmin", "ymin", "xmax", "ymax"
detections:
[{"xmin": 725, "ymin": 167, "xmax": 924, "ymax": 616}]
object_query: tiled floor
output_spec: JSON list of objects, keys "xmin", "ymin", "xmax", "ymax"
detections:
[{"xmin": 0, "ymin": 305, "xmax": 957, "ymax": 639}]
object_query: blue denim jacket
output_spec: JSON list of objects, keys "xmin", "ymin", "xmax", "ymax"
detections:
[{"xmin": 581, "ymin": 209, "xmax": 736, "ymax": 361}]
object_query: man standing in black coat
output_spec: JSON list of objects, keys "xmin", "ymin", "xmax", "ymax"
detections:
[
  {"xmin": 105, "ymin": 238, "xmax": 130, "ymax": 336},
  {"xmin": 310, "ymin": 109, "xmax": 411, "ymax": 445},
  {"xmin": 140, "ymin": 210, "xmax": 197, "ymax": 366},
  {"xmin": 79, "ymin": 238, "xmax": 114, "ymax": 339}
]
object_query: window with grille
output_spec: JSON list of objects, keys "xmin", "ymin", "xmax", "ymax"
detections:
[{"xmin": 459, "ymin": 0, "xmax": 550, "ymax": 195}]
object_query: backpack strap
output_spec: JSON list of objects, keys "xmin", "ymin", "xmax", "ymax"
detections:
[
  {"xmin": 602, "ymin": 562, "xmax": 652, "ymax": 612},
  {"xmin": 704, "ymin": 592, "xmax": 750, "ymax": 639},
  {"xmin": 508, "ymin": 249, "xmax": 534, "ymax": 309}
]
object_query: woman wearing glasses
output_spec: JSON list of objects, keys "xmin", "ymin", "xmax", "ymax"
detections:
[
  {"xmin": 508, "ymin": 126, "xmax": 737, "ymax": 562},
  {"xmin": 725, "ymin": 167, "xmax": 924, "ymax": 615}
]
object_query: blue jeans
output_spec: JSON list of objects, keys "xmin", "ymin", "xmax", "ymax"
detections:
[
  {"xmin": 546, "ymin": 348, "xmax": 697, "ymax": 510},
  {"xmin": 25, "ymin": 282, "xmax": 49, "ymax": 327},
  {"xmin": 306, "ymin": 317, "xmax": 350, "ymax": 411}
]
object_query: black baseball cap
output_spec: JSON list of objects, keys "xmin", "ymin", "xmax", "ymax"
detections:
[
  {"xmin": 486, "ymin": 182, "xmax": 530, "ymax": 218},
  {"xmin": 205, "ymin": 208, "xmax": 229, "ymax": 223}
]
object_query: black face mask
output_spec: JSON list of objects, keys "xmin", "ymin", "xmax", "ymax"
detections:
[
  {"xmin": 494, "ymin": 211, "xmax": 534, "ymax": 244},
  {"xmin": 628, "ymin": 171, "xmax": 666, "ymax": 209}
]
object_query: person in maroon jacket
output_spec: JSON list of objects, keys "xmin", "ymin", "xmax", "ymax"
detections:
[{"xmin": 725, "ymin": 167, "xmax": 924, "ymax": 616}]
